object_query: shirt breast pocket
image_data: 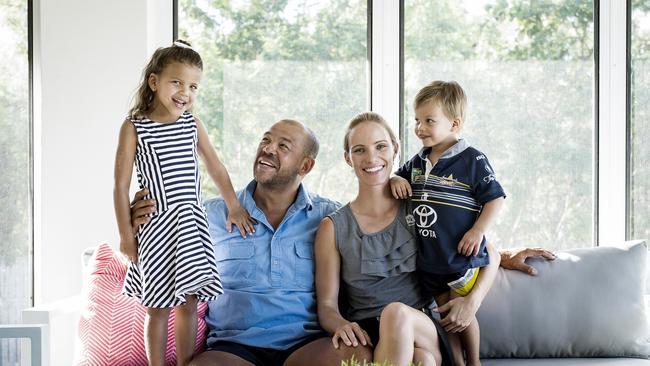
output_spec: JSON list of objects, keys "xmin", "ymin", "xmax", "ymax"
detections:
[
  {"xmin": 214, "ymin": 240, "xmax": 256, "ymax": 289},
  {"xmin": 294, "ymin": 241, "xmax": 314, "ymax": 288}
]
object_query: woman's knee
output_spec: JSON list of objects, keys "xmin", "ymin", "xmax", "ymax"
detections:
[
  {"xmin": 413, "ymin": 348, "xmax": 437, "ymax": 366},
  {"xmin": 379, "ymin": 302, "xmax": 411, "ymax": 326}
]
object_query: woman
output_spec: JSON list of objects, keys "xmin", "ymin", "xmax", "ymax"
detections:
[{"xmin": 314, "ymin": 112, "xmax": 500, "ymax": 366}]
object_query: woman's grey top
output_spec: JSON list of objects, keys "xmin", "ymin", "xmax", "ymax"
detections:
[{"xmin": 328, "ymin": 201, "xmax": 426, "ymax": 321}]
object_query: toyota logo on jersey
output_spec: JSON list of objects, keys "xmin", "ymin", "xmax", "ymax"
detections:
[{"xmin": 414, "ymin": 204, "xmax": 437, "ymax": 228}]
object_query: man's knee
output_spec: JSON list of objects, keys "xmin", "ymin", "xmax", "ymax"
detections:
[
  {"xmin": 188, "ymin": 350, "xmax": 253, "ymax": 366},
  {"xmin": 284, "ymin": 337, "xmax": 372, "ymax": 366}
]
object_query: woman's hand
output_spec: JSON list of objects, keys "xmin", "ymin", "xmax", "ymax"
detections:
[
  {"xmin": 389, "ymin": 176, "xmax": 412, "ymax": 199},
  {"xmin": 432, "ymin": 296, "xmax": 480, "ymax": 333},
  {"xmin": 331, "ymin": 322, "xmax": 373, "ymax": 349},
  {"xmin": 227, "ymin": 205, "xmax": 257, "ymax": 237}
]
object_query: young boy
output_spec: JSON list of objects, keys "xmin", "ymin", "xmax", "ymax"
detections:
[{"xmin": 391, "ymin": 80, "xmax": 505, "ymax": 366}]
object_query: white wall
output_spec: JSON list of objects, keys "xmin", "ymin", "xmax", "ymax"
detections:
[{"xmin": 34, "ymin": 0, "xmax": 172, "ymax": 304}]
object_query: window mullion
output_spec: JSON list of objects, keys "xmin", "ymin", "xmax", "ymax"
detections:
[
  {"xmin": 370, "ymin": 0, "xmax": 400, "ymax": 137},
  {"xmin": 598, "ymin": 0, "xmax": 628, "ymax": 245}
]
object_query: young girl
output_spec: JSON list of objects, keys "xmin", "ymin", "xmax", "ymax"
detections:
[{"xmin": 113, "ymin": 40, "xmax": 256, "ymax": 366}]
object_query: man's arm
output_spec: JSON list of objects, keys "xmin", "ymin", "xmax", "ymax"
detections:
[
  {"xmin": 499, "ymin": 247, "xmax": 556, "ymax": 276},
  {"xmin": 130, "ymin": 188, "xmax": 156, "ymax": 231}
]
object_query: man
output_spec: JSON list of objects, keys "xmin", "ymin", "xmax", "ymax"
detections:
[{"xmin": 130, "ymin": 119, "xmax": 554, "ymax": 366}]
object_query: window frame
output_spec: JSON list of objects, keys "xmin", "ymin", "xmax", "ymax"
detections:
[{"xmin": 172, "ymin": 0, "xmax": 638, "ymax": 246}]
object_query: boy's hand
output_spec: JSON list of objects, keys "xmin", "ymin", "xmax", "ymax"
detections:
[
  {"xmin": 389, "ymin": 176, "xmax": 412, "ymax": 199},
  {"xmin": 458, "ymin": 227, "xmax": 484, "ymax": 256},
  {"xmin": 120, "ymin": 236, "xmax": 138, "ymax": 263},
  {"xmin": 227, "ymin": 205, "xmax": 257, "ymax": 238}
]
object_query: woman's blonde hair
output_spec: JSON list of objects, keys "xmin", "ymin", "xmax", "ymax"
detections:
[
  {"xmin": 128, "ymin": 40, "xmax": 203, "ymax": 119},
  {"xmin": 343, "ymin": 112, "xmax": 399, "ymax": 152}
]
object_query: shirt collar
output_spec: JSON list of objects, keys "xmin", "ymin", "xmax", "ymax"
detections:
[
  {"xmin": 242, "ymin": 180, "xmax": 314, "ymax": 212},
  {"xmin": 417, "ymin": 138, "xmax": 469, "ymax": 161}
]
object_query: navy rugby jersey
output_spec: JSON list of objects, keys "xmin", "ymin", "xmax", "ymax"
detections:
[{"xmin": 396, "ymin": 139, "xmax": 506, "ymax": 274}]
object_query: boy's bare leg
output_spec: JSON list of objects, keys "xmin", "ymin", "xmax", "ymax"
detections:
[
  {"xmin": 461, "ymin": 320, "xmax": 481, "ymax": 366},
  {"xmin": 449, "ymin": 291, "xmax": 481, "ymax": 366},
  {"xmin": 434, "ymin": 293, "xmax": 464, "ymax": 366}
]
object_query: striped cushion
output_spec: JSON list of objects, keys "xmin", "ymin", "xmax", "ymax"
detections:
[{"xmin": 74, "ymin": 243, "xmax": 208, "ymax": 365}]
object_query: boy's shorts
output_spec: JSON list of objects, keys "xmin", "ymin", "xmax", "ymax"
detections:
[{"xmin": 421, "ymin": 267, "xmax": 480, "ymax": 298}]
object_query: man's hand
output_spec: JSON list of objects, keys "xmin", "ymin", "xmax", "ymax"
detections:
[
  {"xmin": 389, "ymin": 176, "xmax": 412, "ymax": 199},
  {"xmin": 500, "ymin": 247, "xmax": 556, "ymax": 276},
  {"xmin": 130, "ymin": 188, "xmax": 156, "ymax": 234},
  {"xmin": 432, "ymin": 296, "xmax": 480, "ymax": 333}
]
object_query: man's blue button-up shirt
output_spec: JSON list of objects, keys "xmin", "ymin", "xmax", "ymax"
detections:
[{"xmin": 204, "ymin": 180, "xmax": 340, "ymax": 350}]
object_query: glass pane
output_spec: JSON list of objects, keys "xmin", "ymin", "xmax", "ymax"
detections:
[
  {"xmin": 178, "ymin": 0, "xmax": 368, "ymax": 204},
  {"xmin": 403, "ymin": 0, "xmax": 595, "ymax": 250},
  {"xmin": 0, "ymin": 0, "xmax": 32, "ymax": 364},
  {"xmin": 631, "ymin": 1, "xmax": 650, "ymax": 240}
]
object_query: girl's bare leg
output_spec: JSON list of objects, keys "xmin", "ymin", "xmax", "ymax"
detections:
[
  {"xmin": 175, "ymin": 295, "xmax": 199, "ymax": 366},
  {"xmin": 145, "ymin": 307, "xmax": 171, "ymax": 366}
]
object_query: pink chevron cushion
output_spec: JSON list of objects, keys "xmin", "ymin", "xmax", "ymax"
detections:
[{"xmin": 74, "ymin": 243, "xmax": 209, "ymax": 365}]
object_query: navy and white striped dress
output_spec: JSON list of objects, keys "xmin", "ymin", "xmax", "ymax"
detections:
[{"xmin": 122, "ymin": 112, "xmax": 223, "ymax": 308}]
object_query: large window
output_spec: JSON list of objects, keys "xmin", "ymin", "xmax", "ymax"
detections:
[
  {"xmin": 178, "ymin": 0, "xmax": 368, "ymax": 204},
  {"xmin": 630, "ymin": 1, "xmax": 650, "ymax": 240},
  {"xmin": 0, "ymin": 0, "xmax": 31, "ymax": 364},
  {"xmin": 403, "ymin": 0, "xmax": 595, "ymax": 249}
]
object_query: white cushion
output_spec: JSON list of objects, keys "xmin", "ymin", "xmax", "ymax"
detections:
[{"xmin": 477, "ymin": 240, "xmax": 650, "ymax": 359}]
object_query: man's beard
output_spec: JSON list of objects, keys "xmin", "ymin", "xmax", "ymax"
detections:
[{"xmin": 255, "ymin": 166, "xmax": 300, "ymax": 189}]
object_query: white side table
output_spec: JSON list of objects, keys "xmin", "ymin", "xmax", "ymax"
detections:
[{"xmin": 0, "ymin": 324, "xmax": 49, "ymax": 366}]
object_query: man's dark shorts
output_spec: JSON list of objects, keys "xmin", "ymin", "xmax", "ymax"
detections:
[{"xmin": 206, "ymin": 333, "xmax": 326, "ymax": 366}]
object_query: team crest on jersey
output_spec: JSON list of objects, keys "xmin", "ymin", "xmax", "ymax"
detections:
[
  {"xmin": 440, "ymin": 174, "xmax": 458, "ymax": 186},
  {"xmin": 411, "ymin": 168, "xmax": 423, "ymax": 180},
  {"xmin": 405, "ymin": 214, "xmax": 415, "ymax": 227}
]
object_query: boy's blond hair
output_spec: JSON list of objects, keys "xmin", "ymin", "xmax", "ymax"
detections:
[{"xmin": 414, "ymin": 80, "xmax": 467, "ymax": 123}]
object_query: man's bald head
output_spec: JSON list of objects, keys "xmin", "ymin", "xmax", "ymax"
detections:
[{"xmin": 274, "ymin": 119, "xmax": 319, "ymax": 160}]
